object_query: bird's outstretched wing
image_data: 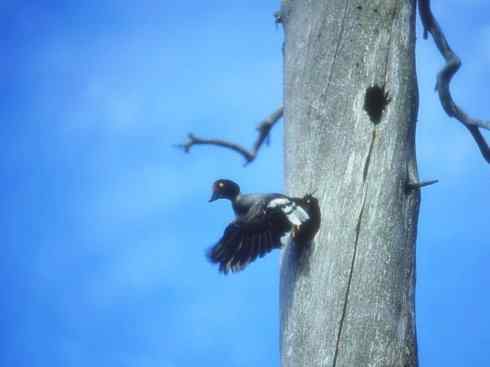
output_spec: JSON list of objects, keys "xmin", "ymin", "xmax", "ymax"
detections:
[{"xmin": 207, "ymin": 197, "xmax": 310, "ymax": 273}]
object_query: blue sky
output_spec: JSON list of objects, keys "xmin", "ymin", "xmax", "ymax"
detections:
[{"xmin": 1, "ymin": 1, "xmax": 489, "ymax": 366}]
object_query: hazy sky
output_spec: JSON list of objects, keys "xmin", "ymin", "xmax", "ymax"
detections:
[{"xmin": 2, "ymin": 1, "xmax": 489, "ymax": 366}]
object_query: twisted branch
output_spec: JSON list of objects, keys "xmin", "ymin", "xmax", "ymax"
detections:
[
  {"xmin": 177, "ymin": 107, "xmax": 283, "ymax": 165},
  {"xmin": 418, "ymin": 0, "xmax": 490, "ymax": 163}
]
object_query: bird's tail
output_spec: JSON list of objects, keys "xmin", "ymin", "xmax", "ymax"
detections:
[{"xmin": 292, "ymin": 194, "xmax": 321, "ymax": 243}]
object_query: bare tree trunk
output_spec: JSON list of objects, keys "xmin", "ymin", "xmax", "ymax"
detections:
[{"xmin": 280, "ymin": 1, "xmax": 419, "ymax": 366}]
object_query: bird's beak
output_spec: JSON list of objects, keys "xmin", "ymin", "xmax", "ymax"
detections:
[{"xmin": 209, "ymin": 191, "xmax": 219, "ymax": 202}]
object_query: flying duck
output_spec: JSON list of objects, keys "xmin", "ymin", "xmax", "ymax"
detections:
[{"xmin": 207, "ymin": 179, "xmax": 320, "ymax": 273}]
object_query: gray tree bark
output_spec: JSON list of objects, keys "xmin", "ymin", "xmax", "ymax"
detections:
[{"xmin": 279, "ymin": 1, "xmax": 419, "ymax": 367}]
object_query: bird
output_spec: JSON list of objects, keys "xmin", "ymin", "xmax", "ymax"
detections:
[{"xmin": 207, "ymin": 179, "xmax": 320, "ymax": 274}]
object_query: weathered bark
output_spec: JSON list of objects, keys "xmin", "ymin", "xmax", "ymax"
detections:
[{"xmin": 280, "ymin": 1, "xmax": 419, "ymax": 367}]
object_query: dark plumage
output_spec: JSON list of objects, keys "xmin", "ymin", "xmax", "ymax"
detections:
[{"xmin": 207, "ymin": 179, "xmax": 320, "ymax": 273}]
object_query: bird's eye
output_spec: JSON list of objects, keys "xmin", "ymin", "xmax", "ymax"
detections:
[
  {"xmin": 218, "ymin": 182, "xmax": 224, "ymax": 188},
  {"xmin": 306, "ymin": 199, "xmax": 311, "ymax": 204}
]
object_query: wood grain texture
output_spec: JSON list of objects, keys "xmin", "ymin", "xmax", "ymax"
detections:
[{"xmin": 279, "ymin": 1, "xmax": 419, "ymax": 366}]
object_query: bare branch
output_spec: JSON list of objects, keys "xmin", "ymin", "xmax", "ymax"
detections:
[
  {"xmin": 177, "ymin": 107, "xmax": 283, "ymax": 165},
  {"xmin": 406, "ymin": 179, "xmax": 439, "ymax": 192},
  {"xmin": 418, "ymin": 0, "xmax": 490, "ymax": 163},
  {"xmin": 177, "ymin": 134, "xmax": 255, "ymax": 162}
]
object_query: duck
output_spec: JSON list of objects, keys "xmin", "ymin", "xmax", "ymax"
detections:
[{"xmin": 207, "ymin": 179, "xmax": 320, "ymax": 273}]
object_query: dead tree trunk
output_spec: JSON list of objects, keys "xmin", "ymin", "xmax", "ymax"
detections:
[{"xmin": 279, "ymin": 1, "xmax": 419, "ymax": 366}]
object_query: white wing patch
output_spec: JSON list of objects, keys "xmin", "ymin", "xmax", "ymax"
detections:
[
  {"xmin": 267, "ymin": 197, "xmax": 290, "ymax": 208},
  {"xmin": 280, "ymin": 232, "xmax": 292, "ymax": 248},
  {"xmin": 267, "ymin": 198, "xmax": 310, "ymax": 226}
]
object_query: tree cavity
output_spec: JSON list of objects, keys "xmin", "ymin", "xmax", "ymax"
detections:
[{"xmin": 364, "ymin": 85, "xmax": 390, "ymax": 124}]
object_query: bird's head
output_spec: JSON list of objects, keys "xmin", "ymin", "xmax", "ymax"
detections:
[{"xmin": 209, "ymin": 179, "xmax": 240, "ymax": 202}]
